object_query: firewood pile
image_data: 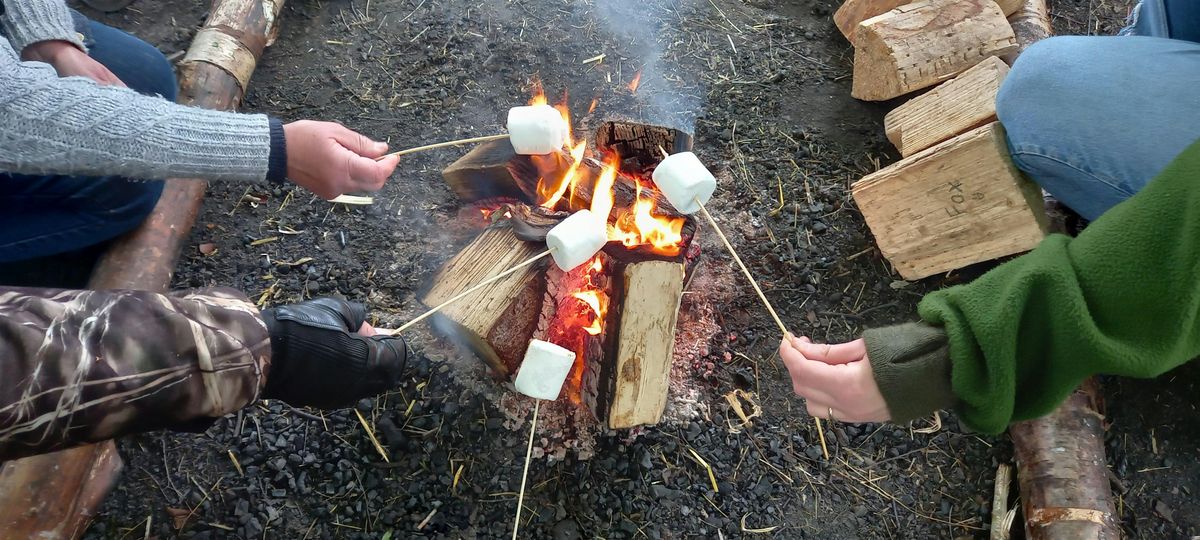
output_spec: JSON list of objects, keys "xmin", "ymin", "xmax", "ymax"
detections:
[{"xmin": 839, "ymin": 0, "xmax": 1049, "ymax": 279}]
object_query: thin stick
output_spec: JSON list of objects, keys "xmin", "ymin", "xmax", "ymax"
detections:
[
  {"xmin": 658, "ymin": 146, "xmax": 828, "ymax": 459},
  {"xmin": 388, "ymin": 250, "xmax": 553, "ymax": 334},
  {"xmin": 696, "ymin": 203, "xmax": 787, "ymax": 334},
  {"xmin": 512, "ymin": 399, "xmax": 540, "ymax": 540},
  {"xmin": 376, "ymin": 133, "xmax": 510, "ymax": 160}
]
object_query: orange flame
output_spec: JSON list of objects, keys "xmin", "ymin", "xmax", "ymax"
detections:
[
  {"xmin": 537, "ymin": 141, "xmax": 587, "ymax": 209},
  {"xmin": 587, "ymin": 97, "xmax": 599, "ymax": 114},
  {"xmin": 627, "ymin": 71, "xmax": 642, "ymax": 93},
  {"xmin": 571, "ymin": 290, "xmax": 608, "ymax": 335},
  {"xmin": 609, "ymin": 179, "xmax": 685, "ymax": 256},
  {"xmin": 589, "ymin": 157, "xmax": 619, "ymax": 219},
  {"xmin": 529, "ymin": 79, "xmax": 547, "ymax": 106}
]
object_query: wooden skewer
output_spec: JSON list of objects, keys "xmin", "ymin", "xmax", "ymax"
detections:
[
  {"xmin": 512, "ymin": 399, "xmax": 541, "ymax": 540},
  {"xmin": 383, "ymin": 249, "xmax": 553, "ymax": 335},
  {"xmin": 657, "ymin": 147, "xmax": 829, "ymax": 459},
  {"xmin": 376, "ymin": 133, "xmax": 511, "ymax": 161}
]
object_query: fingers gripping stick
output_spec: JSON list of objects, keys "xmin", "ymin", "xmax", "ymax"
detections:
[
  {"xmin": 377, "ymin": 104, "xmax": 569, "ymax": 160},
  {"xmin": 382, "ymin": 211, "xmax": 607, "ymax": 336},
  {"xmin": 653, "ymin": 148, "xmax": 829, "ymax": 459}
]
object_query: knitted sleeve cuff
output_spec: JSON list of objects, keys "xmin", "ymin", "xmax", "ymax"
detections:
[
  {"xmin": 2, "ymin": 0, "xmax": 85, "ymax": 54},
  {"xmin": 267, "ymin": 117, "xmax": 287, "ymax": 184},
  {"xmin": 864, "ymin": 322, "xmax": 958, "ymax": 425}
]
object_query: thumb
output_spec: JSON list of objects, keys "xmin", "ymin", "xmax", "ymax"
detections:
[
  {"xmin": 793, "ymin": 338, "xmax": 867, "ymax": 365},
  {"xmin": 330, "ymin": 124, "xmax": 389, "ymax": 158}
]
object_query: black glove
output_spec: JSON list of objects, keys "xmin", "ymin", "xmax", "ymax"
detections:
[{"xmin": 261, "ymin": 296, "xmax": 408, "ymax": 409}]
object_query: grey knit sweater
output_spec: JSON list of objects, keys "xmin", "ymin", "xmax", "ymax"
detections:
[{"xmin": 0, "ymin": 0, "xmax": 283, "ymax": 183}]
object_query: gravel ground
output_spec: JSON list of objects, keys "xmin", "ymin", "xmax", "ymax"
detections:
[{"xmin": 67, "ymin": 0, "xmax": 1198, "ymax": 538}]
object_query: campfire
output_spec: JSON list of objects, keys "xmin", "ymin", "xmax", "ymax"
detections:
[{"xmin": 423, "ymin": 90, "xmax": 701, "ymax": 429}]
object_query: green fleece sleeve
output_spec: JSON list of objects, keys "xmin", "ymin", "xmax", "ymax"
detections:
[
  {"xmin": 863, "ymin": 323, "xmax": 956, "ymax": 425},
  {"xmin": 916, "ymin": 141, "xmax": 1200, "ymax": 435}
]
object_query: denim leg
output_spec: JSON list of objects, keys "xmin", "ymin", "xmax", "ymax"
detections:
[
  {"xmin": 1122, "ymin": 0, "xmax": 1200, "ymax": 43},
  {"xmin": 996, "ymin": 35, "xmax": 1200, "ymax": 221},
  {"xmin": 0, "ymin": 19, "xmax": 175, "ymax": 263}
]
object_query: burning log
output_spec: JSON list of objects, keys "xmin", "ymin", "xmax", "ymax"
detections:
[
  {"xmin": 851, "ymin": 0, "xmax": 1018, "ymax": 101},
  {"xmin": 884, "ymin": 56, "xmax": 1010, "ymax": 157},
  {"xmin": 422, "ymin": 225, "xmax": 547, "ymax": 378},
  {"xmin": 599, "ymin": 261, "xmax": 685, "ymax": 429},
  {"xmin": 426, "ymin": 121, "xmax": 702, "ymax": 429}
]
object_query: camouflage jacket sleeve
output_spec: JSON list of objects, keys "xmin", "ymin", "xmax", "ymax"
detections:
[{"xmin": 0, "ymin": 287, "xmax": 271, "ymax": 461}]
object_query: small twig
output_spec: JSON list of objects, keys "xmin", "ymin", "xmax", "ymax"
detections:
[
  {"xmin": 990, "ymin": 463, "xmax": 1013, "ymax": 540},
  {"xmin": 354, "ymin": 409, "xmax": 390, "ymax": 463}
]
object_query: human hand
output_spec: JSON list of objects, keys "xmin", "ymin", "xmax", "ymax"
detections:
[
  {"xmin": 283, "ymin": 120, "xmax": 400, "ymax": 200},
  {"xmin": 261, "ymin": 296, "xmax": 408, "ymax": 409},
  {"xmin": 21, "ymin": 40, "xmax": 126, "ymax": 86},
  {"xmin": 778, "ymin": 335, "xmax": 890, "ymax": 423}
]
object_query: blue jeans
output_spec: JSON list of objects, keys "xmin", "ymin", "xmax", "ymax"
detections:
[
  {"xmin": 0, "ymin": 18, "xmax": 175, "ymax": 263},
  {"xmin": 996, "ymin": 0, "xmax": 1200, "ymax": 221}
]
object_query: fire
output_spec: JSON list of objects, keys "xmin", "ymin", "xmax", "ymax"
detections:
[
  {"xmin": 627, "ymin": 71, "xmax": 642, "ymax": 93},
  {"xmin": 536, "ymin": 140, "xmax": 587, "ymax": 209},
  {"xmin": 571, "ymin": 290, "xmax": 608, "ymax": 335},
  {"xmin": 587, "ymin": 97, "xmax": 599, "ymax": 114},
  {"xmin": 529, "ymin": 80, "xmax": 547, "ymax": 106},
  {"xmin": 609, "ymin": 179, "xmax": 685, "ymax": 256},
  {"xmin": 589, "ymin": 157, "xmax": 619, "ymax": 218}
]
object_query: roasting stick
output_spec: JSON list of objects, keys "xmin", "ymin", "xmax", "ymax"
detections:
[
  {"xmin": 376, "ymin": 102, "xmax": 570, "ymax": 161},
  {"xmin": 378, "ymin": 209, "xmax": 608, "ymax": 338},
  {"xmin": 375, "ymin": 134, "xmax": 510, "ymax": 161},
  {"xmin": 656, "ymin": 147, "xmax": 830, "ymax": 460},
  {"xmin": 508, "ymin": 340, "xmax": 576, "ymax": 539},
  {"xmin": 512, "ymin": 399, "xmax": 540, "ymax": 540},
  {"xmin": 378, "ymin": 249, "xmax": 554, "ymax": 335}
]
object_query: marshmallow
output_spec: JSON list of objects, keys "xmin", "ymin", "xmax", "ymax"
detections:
[
  {"xmin": 513, "ymin": 339, "xmax": 576, "ymax": 400},
  {"xmin": 546, "ymin": 209, "xmax": 608, "ymax": 271},
  {"xmin": 507, "ymin": 104, "xmax": 569, "ymax": 155},
  {"xmin": 651, "ymin": 151, "xmax": 718, "ymax": 214}
]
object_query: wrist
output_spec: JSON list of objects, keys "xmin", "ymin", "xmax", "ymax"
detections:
[{"xmin": 20, "ymin": 39, "xmax": 82, "ymax": 63}]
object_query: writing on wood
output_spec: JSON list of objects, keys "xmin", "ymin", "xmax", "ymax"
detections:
[{"xmin": 851, "ymin": 122, "xmax": 1047, "ymax": 279}]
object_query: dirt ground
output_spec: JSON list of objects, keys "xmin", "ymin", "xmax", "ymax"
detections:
[{"xmin": 71, "ymin": 0, "xmax": 1199, "ymax": 538}]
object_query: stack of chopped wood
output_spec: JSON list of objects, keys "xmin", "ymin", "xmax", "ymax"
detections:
[{"xmin": 839, "ymin": 0, "xmax": 1048, "ymax": 279}]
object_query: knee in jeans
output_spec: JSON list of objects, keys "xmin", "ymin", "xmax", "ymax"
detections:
[
  {"xmin": 100, "ymin": 180, "xmax": 164, "ymax": 226},
  {"xmin": 996, "ymin": 37, "xmax": 1097, "ymax": 146}
]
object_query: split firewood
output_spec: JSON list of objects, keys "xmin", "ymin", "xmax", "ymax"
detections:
[
  {"xmin": 835, "ymin": 0, "xmax": 1023, "ymax": 45},
  {"xmin": 851, "ymin": 0, "xmax": 1018, "ymax": 101},
  {"xmin": 833, "ymin": 0, "xmax": 910, "ymax": 44},
  {"xmin": 1002, "ymin": 0, "xmax": 1051, "ymax": 64},
  {"xmin": 604, "ymin": 261, "xmax": 686, "ymax": 429},
  {"xmin": 884, "ymin": 56, "xmax": 1010, "ymax": 157},
  {"xmin": 851, "ymin": 122, "xmax": 1047, "ymax": 279}
]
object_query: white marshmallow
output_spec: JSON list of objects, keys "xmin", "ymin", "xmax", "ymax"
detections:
[
  {"xmin": 651, "ymin": 151, "xmax": 718, "ymax": 214},
  {"xmin": 507, "ymin": 104, "xmax": 569, "ymax": 155},
  {"xmin": 546, "ymin": 209, "xmax": 608, "ymax": 271},
  {"xmin": 513, "ymin": 339, "xmax": 576, "ymax": 400}
]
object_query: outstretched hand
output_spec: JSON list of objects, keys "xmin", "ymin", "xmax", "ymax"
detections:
[
  {"xmin": 283, "ymin": 120, "xmax": 400, "ymax": 199},
  {"xmin": 778, "ymin": 335, "xmax": 891, "ymax": 423}
]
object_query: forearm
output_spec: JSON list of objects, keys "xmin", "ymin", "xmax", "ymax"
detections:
[
  {"xmin": 0, "ymin": 287, "xmax": 270, "ymax": 461},
  {"xmin": 917, "ymin": 141, "xmax": 1200, "ymax": 434},
  {"xmin": 0, "ymin": 0, "xmax": 83, "ymax": 53},
  {"xmin": 0, "ymin": 40, "xmax": 282, "ymax": 183}
]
